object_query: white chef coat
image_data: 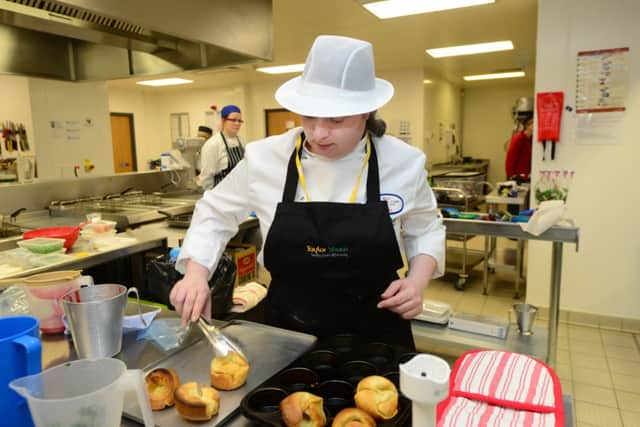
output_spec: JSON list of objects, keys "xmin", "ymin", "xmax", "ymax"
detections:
[
  {"xmin": 198, "ymin": 132, "xmax": 243, "ymax": 190},
  {"xmin": 177, "ymin": 127, "xmax": 445, "ymax": 279}
]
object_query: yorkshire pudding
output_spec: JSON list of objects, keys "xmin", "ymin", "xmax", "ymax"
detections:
[
  {"xmin": 331, "ymin": 407, "xmax": 376, "ymax": 427},
  {"xmin": 354, "ymin": 375, "xmax": 398, "ymax": 420},
  {"xmin": 174, "ymin": 382, "xmax": 220, "ymax": 421},
  {"xmin": 210, "ymin": 351, "xmax": 250, "ymax": 390},
  {"xmin": 280, "ymin": 391, "xmax": 327, "ymax": 427},
  {"xmin": 145, "ymin": 368, "xmax": 180, "ymax": 411}
]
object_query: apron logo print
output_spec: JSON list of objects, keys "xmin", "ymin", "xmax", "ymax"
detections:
[
  {"xmin": 306, "ymin": 245, "xmax": 349, "ymax": 258},
  {"xmin": 380, "ymin": 193, "xmax": 404, "ymax": 215}
]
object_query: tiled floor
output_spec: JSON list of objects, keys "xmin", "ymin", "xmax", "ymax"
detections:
[{"xmin": 425, "ymin": 237, "xmax": 640, "ymax": 427}]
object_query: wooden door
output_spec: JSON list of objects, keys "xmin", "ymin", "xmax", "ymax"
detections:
[
  {"xmin": 110, "ymin": 113, "xmax": 137, "ymax": 173},
  {"xmin": 265, "ymin": 109, "xmax": 301, "ymax": 136}
]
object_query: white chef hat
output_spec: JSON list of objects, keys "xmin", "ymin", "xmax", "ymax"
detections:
[{"xmin": 275, "ymin": 35, "xmax": 394, "ymax": 118}]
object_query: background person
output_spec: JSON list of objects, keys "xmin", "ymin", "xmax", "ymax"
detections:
[
  {"xmin": 198, "ymin": 105, "xmax": 245, "ymax": 190},
  {"xmin": 505, "ymin": 116, "xmax": 533, "ymax": 182}
]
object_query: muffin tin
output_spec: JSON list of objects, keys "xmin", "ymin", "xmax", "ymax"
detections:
[{"xmin": 240, "ymin": 334, "xmax": 416, "ymax": 426}]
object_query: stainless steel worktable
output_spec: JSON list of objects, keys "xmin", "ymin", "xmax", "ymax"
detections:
[
  {"xmin": 40, "ymin": 307, "xmax": 316, "ymax": 427},
  {"xmin": 0, "ymin": 231, "xmax": 167, "ymax": 280},
  {"xmin": 40, "ymin": 305, "xmax": 574, "ymax": 426},
  {"xmin": 442, "ymin": 219, "xmax": 580, "ymax": 367}
]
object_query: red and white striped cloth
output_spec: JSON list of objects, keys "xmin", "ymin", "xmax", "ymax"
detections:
[
  {"xmin": 437, "ymin": 350, "xmax": 564, "ymax": 427},
  {"xmin": 438, "ymin": 397, "xmax": 558, "ymax": 427}
]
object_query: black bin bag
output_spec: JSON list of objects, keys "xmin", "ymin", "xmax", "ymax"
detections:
[{"xmin": 143, "ymin": 253, "xmax": 236, "ymax": 319}]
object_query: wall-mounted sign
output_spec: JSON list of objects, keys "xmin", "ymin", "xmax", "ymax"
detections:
[
  {"xmin": 574, "ymin": 47, "xmax": 629, "ymax": 145},
  {"xmin": 576, "ymin": 47, "xmax": 629, "ymax": 114}
]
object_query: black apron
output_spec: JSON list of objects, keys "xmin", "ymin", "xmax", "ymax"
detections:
[
  {"xmin": 263, "ymin": 134, "xmax": 415, "ymax": 349},
  {"xmin": 213, "ymin": 133, "xmax": 245, "ymax": 186}
]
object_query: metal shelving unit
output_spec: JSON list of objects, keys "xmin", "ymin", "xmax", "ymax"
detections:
[
  {"xmin": 437, "ymin": 219, "xmax": 579, "ymax": 367},
  {"xmin": 433, "ymin": 186, "xmax": 491, "ymax": 290}
]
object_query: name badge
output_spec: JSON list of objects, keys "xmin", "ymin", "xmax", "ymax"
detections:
[{"xmin": 380, "ymin": 193, "xmax": 404, "ymax": 215}]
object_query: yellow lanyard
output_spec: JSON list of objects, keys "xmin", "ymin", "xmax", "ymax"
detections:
[{"xmin": 294, "ymin": 135, "xmax": 372, "ymax": 203}]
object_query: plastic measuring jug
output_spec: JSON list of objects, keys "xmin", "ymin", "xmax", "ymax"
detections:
[
  {"xmin": 10, "ymin": 357, "xmax": 154, "ymax": 427},
  {"xmin": 0, "ymin": 270, "xmax": 92, "ymax": 334},
  {"xmin": 0, "ymin": 316, "xmax": 41, "ymax": 427}
]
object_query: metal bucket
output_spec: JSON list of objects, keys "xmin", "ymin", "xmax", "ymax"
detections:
[
  {"xmin": 61, "ymin": 284, "xmax": 142, "ymax": 358},
  {"xmin": 509, "ymin": 303, "xmax": 538, "ymax": 336}
]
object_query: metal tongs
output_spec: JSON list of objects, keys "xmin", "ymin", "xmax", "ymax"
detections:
[{"xmin": 196, "ymin": 316, "xmax": 247, "ymax": 360}]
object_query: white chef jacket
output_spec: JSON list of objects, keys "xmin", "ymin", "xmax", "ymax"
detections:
[
  {"xmin": 198, "ymin": 132, "xmax": 243, "ymax": 190},
  {"xmin": 177, "ymin": 127, "xmax": 445, "ymax": 279}
]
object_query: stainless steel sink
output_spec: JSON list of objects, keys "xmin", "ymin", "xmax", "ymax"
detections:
[
  {"xmin": 0, "ymin": 236, "xmax": 20, "ymax": 251},
  {"xmin": 48, "ymin": 196, "xmax": 197, "ymax": 229}
]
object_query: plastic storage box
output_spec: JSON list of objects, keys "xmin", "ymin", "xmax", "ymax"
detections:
[
  {"xmin": 81, "ymin": 220, "xmax": 117, "ymax": 235},
  {"xmin": 17, "ymin": 237, "xmax": 66, "ymax": 254}
]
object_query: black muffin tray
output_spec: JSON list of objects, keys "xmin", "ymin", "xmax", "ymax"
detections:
[{"xmin": 240, "ymin": 334, "xmax": 416, "ymax": 426}]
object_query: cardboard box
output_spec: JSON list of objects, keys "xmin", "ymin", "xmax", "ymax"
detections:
[{"xmin": 225, "ymin": 243, "xmax": 257, "ymax": 287}]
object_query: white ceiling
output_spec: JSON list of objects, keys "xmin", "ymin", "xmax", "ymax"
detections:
[{"xmin": 108, "ymin": 0, "xmax": 538, "ymax": 91}]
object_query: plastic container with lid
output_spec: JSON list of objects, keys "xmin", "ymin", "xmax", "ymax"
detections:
[
  {"xmin": 17, "ymin": 238, "xmax": 66, "ymax": 254},
  {"xmin": 30, "ymin": 253, "xmax": 73, "ymax": 267},
  {"xmin": 23, "ymin": 226, "xmax": 80, "ymax": 251},
  {"xmin": 81, "ymin": 219, "xmax": 117, "ymax": 234},
  {"xmin": 4, "ymin": 248, "xmax": 36, "ymax": 269}
]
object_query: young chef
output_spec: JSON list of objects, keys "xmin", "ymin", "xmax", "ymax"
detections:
[
  {"xmin": 198, "ymin": 105, "xmax": 245, "ymax": 190},
  {"xmin": 172, "ymin": 35, "xmax": 445, "ymax": 348}
]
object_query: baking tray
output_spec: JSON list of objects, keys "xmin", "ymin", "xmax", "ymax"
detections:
[
  {"xmin": 122, "ymin": 320, "xmax": 316, "ymax": 426},
  {"xmin": 240, "ymin": 334, "xmax": 415, "ymax": 426},
  {"xmin": 163, "ymin": 212, "xmax": 193, "ymax": 229}
]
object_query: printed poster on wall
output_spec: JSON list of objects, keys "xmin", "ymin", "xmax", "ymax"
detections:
[
  {"xmin": 49, "ymin": 119, "xmax": 93, "ymax": 142},
  {"xmin": 574, "ymin": 47, "xmax": 629, "ymax": 144}
]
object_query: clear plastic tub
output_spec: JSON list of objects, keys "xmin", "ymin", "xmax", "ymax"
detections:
[
  {"xmin": 30, "ymin": 253, "xmax": 73, "ymax": 267},
  {"xmin": 81, "ymin": 220, "xmax": 117, "ymax": 234},
  {"xmin": 5, "ymin": 248, "xmax": 37, "ymax": 268},
  {"xmin": 17, "ymin": 238, "xmax": 66, "ymax": 254}
]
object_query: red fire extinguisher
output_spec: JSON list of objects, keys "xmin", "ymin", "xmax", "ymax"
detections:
[{"xmin": 536, "ymin": 92, "xmax": 564, "ymax": 160}]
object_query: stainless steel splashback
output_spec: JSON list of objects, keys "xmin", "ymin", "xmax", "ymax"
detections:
[
  {"xmin": 0, "ymin": 0, "xmax": 272, "ymax": 81},
  {"xmin": 0, "ymin": 169, "xmax": 198, "ymax": 214}
]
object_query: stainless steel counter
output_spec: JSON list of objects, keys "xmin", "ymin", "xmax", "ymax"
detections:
[
  {"xmin": 0, "ymin": 212, "xmax": 259, "ymax": 279},
  {"xmin": 442, "ymin": 218, "xmax": 579, "ymax": 368},
  {"xmin": 130, "ymin": 217, "xmax": 260, "ymax": 249},
  {"xmin": 430, "ymin": 159, "xmax": 490, "ymax": 177},
  {"xmin": 40, "ymin": 306, "xmax": 316, "ymax": 427},
  {"xmin": 0, "ymin": 230, "xmax": 167, "ymax": 280}
]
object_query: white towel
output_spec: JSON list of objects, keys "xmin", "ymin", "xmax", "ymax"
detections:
[
  {"xmin": 230, "ymin": 282, "xmax": 268, "ymax": 313},
  {"xmin": 520, "ymin": 200, "xmax": 566, "ymax": 236}
]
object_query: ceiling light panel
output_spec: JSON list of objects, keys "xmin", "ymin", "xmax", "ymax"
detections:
[
  {"xmin": 256, "ymin": 64, "xmax": 306, "ymax": 74},
  {"xmin": 362, "ymin": 0, "xmax": 495, "ymax": 19},
  {"xmin": 136, "ymin": 78, "xmax": 193, "ymax": 87},
  {"xmin": 427, "ymin": 41, "xmax": 514, "ymax": 58},
  {"xmin": 463, "ymin": 71, "xmax": 525, "ymax": 81}
]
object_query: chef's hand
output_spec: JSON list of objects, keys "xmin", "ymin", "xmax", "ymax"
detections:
[
  {"xmin": 170, "ymin": 260, "xmax": 212, "ymax": 325},
  {"xmin": 377, "ymin": 254, "xmax": 437, "ymax": 320},
  {"xmin": 377, "ymin": 277, "xmax": 424, "ymax": 319}
]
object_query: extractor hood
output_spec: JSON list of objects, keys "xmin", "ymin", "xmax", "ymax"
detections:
[{"xmin": 0, "ymin": 0, "xmax": 272, "ymax": 81}]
